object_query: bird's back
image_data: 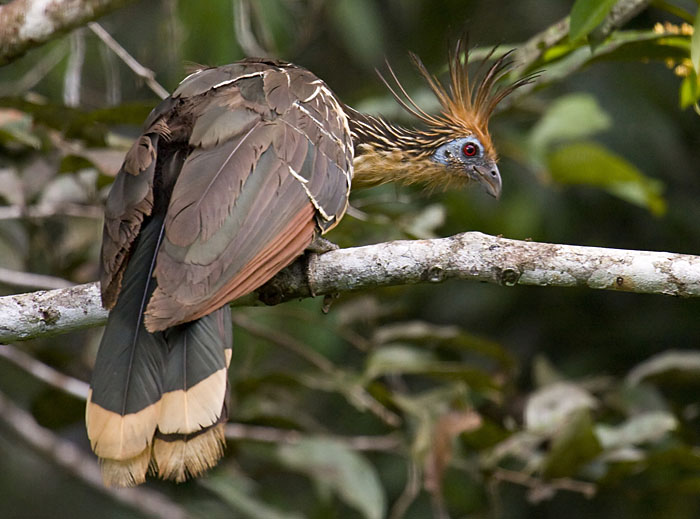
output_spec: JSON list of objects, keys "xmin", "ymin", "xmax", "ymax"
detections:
[{"xmin": 90, "ymin": 58, "xmax": 353, "ymax": 486}]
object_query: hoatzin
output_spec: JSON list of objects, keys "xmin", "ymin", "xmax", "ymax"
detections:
[{"xmin": 87, "ymin": 39, "xmax": 531, "ymax": 487}]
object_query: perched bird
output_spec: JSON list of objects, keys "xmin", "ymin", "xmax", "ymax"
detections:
[{"xmin": 87, "ymin": 38, "xmax": 532, "ymax": 487}]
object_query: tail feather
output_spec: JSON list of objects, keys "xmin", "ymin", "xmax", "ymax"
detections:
[
  {"xmin": 153, "ymin": 424, "xmax": 226, "ymax": 483},
  {"xmin": 99, "ymin": 449, "xmax": 152, "ymax": 488},
  {"xmin": 152, "ymin": 307, "xmax": 233, "ymax": 481},
  {"xmin": 87, "ymin": 214, "xmax": 168, "ymax": 487},
  {"xmin": 88, "ymin": 213, "xmax": 234, "ymax": 487},
  {"xmin": 159, "ymin": 307, "xmax": 232, "ymax": 434}
]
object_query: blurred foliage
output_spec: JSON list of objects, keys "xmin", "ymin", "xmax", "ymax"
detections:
[{"xmin": 1, "ymin": 0, "xmax": 700, "ymax": 518}]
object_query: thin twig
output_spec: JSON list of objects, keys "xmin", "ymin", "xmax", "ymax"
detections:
[
  {"xmin": 232, "ymin": 313, "xmax": 402, "ymax": 426},
  {"xmin": 0, "ymin": 345, "xmax": 88, "ymax": 399},
  {"xmin": 232, "ymin": 313, "xmax": 335, "ymax": 373},
  {"xmin": 0, "ymin": 42, "xmax": 69, "ymax": 97},
  {"xmin": 389, "ymin": 461, "xmax": 422, "ymax": 519},
  {"xmin": 492, "ymin": 468, "xmax": 597, "ymax": 502},
  {"xmin": 0, "ymin": 203, "xmax": 103, "ymax": 220},
  {"xmin": 225, "ymin": 423, "xmax": 402, "ymax": 452},
  {"xmin": 0, "ymin": 390, "xmax": 187, "ymax": 519},
  {"xmin": 98, "ymin": 34, "xmax": 121, "ymax": 105},
  {"xmin": 0, "ymin": 347, "xmax": 401, "ymax": 454},
  {"xmin": 232, "ymin": 0, "xmax": 267, "ymax": 57},
  {"xmin": 64, "ymin": 28, "xmax": 86, "ymax": 107},
  {"xmin": 87, "ymin": 21, "xmax": 169, "ymax": 99},
  {"xmin": 0, "ymin": 267, "xmax": 74, "ymax": 291}
]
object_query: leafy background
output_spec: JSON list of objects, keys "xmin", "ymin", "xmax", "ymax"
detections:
[{"xmin": 1, "ymin": 0, "xmax": 700, "ymax": 518}]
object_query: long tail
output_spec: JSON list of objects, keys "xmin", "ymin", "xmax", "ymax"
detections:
[{"xmin": 87, "ymin": 214, "xmax": 233, "ymax": 487}]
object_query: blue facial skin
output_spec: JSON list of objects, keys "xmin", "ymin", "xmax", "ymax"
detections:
[{"xmin": 432, "ymin": 136, "xmax": 501, "ymax": 198}]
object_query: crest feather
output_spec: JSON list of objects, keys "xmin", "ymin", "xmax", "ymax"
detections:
[{"xmin": 377, "ymin": 36, "xmax": 537, "ymax": 156}]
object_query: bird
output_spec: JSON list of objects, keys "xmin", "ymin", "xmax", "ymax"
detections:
[{"xmin": 86, "ymin": 38, "xmax": 533, "ymax": 487}]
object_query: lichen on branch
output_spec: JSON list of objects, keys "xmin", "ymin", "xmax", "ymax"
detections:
[{"xmin": 1, "ymin": 231, "xmax": 699, "ymax": 343}]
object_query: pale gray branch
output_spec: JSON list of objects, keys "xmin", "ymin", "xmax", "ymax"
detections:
[
  {"xmin": 1, "ymin": 231, "xmax": 699, "ymax": 344},
  {"xmin": 225, "ymin": 423, "xmax": 402, "ymax": 452},
  {"xmin": 63, "ymin": 28, "xmax": 86, "ymax": 107},
  {"xmin": 0, "ymin": 345, "xmax": 88, "ymax": 398},
  {"xmin": 87, "ymin": 21, "xmax": 169, "ymax": 99},
  {"xmin": 0, "ymin": 266, "xmax": 74, "ymax": 290},
  {"xmin": 0, "ymin": 0, "xmax": 135, "ymax": 65},
  {"xmin": 0, "ymin": 203, "xmax": 103, "ymax": 220}
]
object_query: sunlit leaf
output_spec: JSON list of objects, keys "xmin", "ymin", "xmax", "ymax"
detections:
[
  {"xmin": 691, "ymin": 7, "xmax": 700, "ymax": 73},
  {"xmin": 529, "ymin": 93, "xmax": 611, "ymax": 162},
  {"xmin": 525, "ymin": 382, "xmax": 597, "ymax": 433},
  {"xmin": 627, "ymin": 350, "xmax": 700, "ymax": 385},
  {"xmin": 680, "ymin": 70, "xmax": 700, "ymax": 109},
  {"xmin": 541, "ymin": 409, "xmax": 603, "ymax": 478},
  {"xmin": 277, "ymin": 438, "xmax": 386, "ymax": 519},
  {"xmin": 569, "ymin": 0, "xmax": 618, "ymax": 42},
  {"xmin": 537, "ymin": 31, "xmax": 688, "ymax": 88},
  {"xmin": 596, "ymin": 411, "xmax": 677, "ymax": 450},
  {"xmin": 365, "ymin": 345, "xmax": 436, "ymax": 378},
  {"xmin": 547, "ymin": 141, "xmax": 666, "ymax": 215}
]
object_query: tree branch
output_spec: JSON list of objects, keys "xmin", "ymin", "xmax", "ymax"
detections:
[
  {"xmin": 0, "ymin": 390, "xmax": 188, "ymax": 519},
  {"xmin": 0, "ymin": 0, "xmax": 135, "ymax": 65},
  {"xmin": 1, "ymin": 231, "xmax": 699, "ymax": 343}
]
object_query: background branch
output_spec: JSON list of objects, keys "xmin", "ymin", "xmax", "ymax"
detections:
[
  {"xmin": 0, "ymin": 0, "xmax": 136, "ymax": 65},
  {"xmin": 0, "ymin": 390, "xmax": 188, "ymax": 519},
  {"xmin": 87, "ymin": 21, "xmax": 169, "ymax": 99},
  {"xmin": 1, "ymin": 231, "xmax": 698, "ymax": 344}
]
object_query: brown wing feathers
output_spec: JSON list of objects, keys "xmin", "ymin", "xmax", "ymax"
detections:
[
  {"xmin": 91, "ymin": 43, "xmax": 524, "ymax": 487},
  {"xmin": 89, "ymin": 60, "xmax": 352, "ymax": 486}
]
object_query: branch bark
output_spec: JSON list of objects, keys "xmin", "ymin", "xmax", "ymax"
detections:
[
  {"xmin": 1, "ymin": 231, "xmax": 699, "ymax": 344},
  {"xmin": 0, "ymin": 0, "xmax": 135, "ymax": 65}
]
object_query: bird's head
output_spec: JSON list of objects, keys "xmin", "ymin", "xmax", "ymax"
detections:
[
  {"xmin": 430, "ymin": 135, "xmax": 501, "ymax": 198},
  {"xmin": 356, "ymin": 37, "xmax": 535, "ymax": 198}
]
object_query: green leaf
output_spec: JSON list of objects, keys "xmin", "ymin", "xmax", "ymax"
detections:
[
  {"xmin": 372, "ymin": 321, "xmax": 516, "ymax": 372},
  {"xmin": 569, "ymin": 0, "xmax": 618, "ymax": 42},
  {"xmin": 547, "ymin": 141, "xmax": 666, "ymax": 215},
  {"xmin": 364, "ymin": 345, "xmax": 496, "ymax": 389},
  {"xmin": 541, "ymin": 409, "xmax": 603, "ymax": 478},
  {"xmin": 692, "ymin": 7, "xmax": 700, "ymax": 73},
  {"xmin": 0, "ymin": 108, "xmax": 41, "ymax": 149},
  {"xmin": 277, "ymin": 438, "xmax": 386, "ymax": 519},
  {"xmin": 529, "ymin": 93, "xmax": 611, "ymax": 162},
  {"xmin": 202, "ymin": 475, "xmax": 308, "ymax": 519},
  {"xmin": 680, "ymin": 70, "xmax": 700, "ymax": 109}
]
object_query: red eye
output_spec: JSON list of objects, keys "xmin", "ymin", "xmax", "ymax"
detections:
[{"xmin": 463, "ymin": 143, "xmax": 478, "ymax": 157}]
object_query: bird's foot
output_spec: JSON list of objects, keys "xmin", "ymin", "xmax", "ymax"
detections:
[
  {"xmin": 305, "ymin": 235, "xmax": 339, "ymax": 307},
  {"xmin": 306, "ymin": 235, "xmax": 339, "ymax": 254}
]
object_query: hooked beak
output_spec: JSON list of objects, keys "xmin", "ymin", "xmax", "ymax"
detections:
[{"xmin": 472, "ymin": 164, "xmax": 502, "ymax": 199}]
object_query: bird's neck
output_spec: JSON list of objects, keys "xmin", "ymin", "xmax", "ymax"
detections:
[{"xmin": 346, "ymin": 107, "xmax": 446, "ymax": 188}]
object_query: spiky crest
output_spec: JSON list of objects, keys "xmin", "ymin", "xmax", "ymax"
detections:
[{"xmin": 376, "ymin": 36, "xmax": 536, "ymax": 158}]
